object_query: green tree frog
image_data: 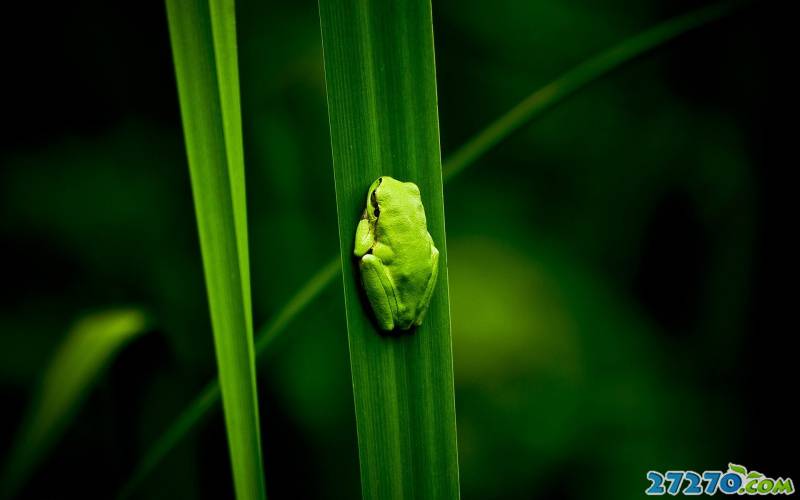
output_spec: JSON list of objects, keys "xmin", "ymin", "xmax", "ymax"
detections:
[{"xmin": 353, "ymin": 176, "xmax": 439, "ymax": 331}]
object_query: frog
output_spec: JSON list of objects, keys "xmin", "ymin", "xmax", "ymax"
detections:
[{"xmin": 353, "ymin": 176, "xmax": 439, "ymax": 331}]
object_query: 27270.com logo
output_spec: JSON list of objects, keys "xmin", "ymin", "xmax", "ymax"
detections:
[{"xmin": 646, "ymin": 464, "xmax": 794, "ymax": 496}]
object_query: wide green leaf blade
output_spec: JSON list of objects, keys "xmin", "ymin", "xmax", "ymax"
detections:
[
  {"xmin": 318, "ymin": 0, "xmax": 460, "ymax": 498},
  {"xmin": 0, "ymin": 309, "xmax": 148, "ymax": 499},
  {"xmin": 165, "ymin": 0, "xmax": 266, "ymax": 498}
]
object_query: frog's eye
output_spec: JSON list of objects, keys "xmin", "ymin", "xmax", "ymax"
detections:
[
  {"xmin": 371, "ymin": 197, "xmax": 380, "ymax": 218},
  {"xmin": 367, "ymin": 177, "xmax": 383, "ymax": 218}
]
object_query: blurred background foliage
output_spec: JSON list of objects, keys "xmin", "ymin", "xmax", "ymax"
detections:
[{"xmin": 0, "ymin": 0, "xmax": 789, "ymax": 498}]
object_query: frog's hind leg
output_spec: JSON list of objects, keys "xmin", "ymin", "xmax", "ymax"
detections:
[
  {"xmin": 360, "ymin": 254, "xmax": 398, "ymax": 331},
  {"xmin": 414, "ymin": 244, "xmax": 440, "ymax": 327}
]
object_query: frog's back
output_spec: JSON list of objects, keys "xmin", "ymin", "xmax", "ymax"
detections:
[
  {"xmin": 375, "ymin": 178, "xmax": 432, "ymax": 266},
  {"xmin": 373, "ymin": 178, "xmax": 437, "ymax": 326}
]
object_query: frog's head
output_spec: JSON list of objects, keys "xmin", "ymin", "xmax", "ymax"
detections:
[{"xmin": 365, "ymin": 176, "xmax": 421, "ymax": 221}]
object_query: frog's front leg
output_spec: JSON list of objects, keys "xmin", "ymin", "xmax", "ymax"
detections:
[
  {"xmin": 359, "ymin": 254, "xmax": 399, "ymax": 331},
  {"xmin": 353, "ymin": 214, "xmax": 374, "ymax": 258},
  {"xmin": 413, "ymin": 244, "xmax": 439, "ymax": 326}
]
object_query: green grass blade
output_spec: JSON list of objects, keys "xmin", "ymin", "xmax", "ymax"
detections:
[
  {"xmin": 165, "ymin": 0, "xmax": 266, "ymax": 499},
  {"xmin": 253, "ymin": 258, "xmax": 342, "ymax": 353},
  {"xmin": 318, "ymin": 0, "xmax": 460, "ymax": 498},
  {"xmin": 442, "ymin": 0, "xmax": 738, "ymax": 181},
  {"xmin": 116, "ymin": 383, "xmax": 221, "ymax": 500},
  {"xmin": 118, "ymin": 2, "xmax": 736, "ymax": 493},
  {"xmin": 116, "ymin": 259, "xmax": 340, "ymax": 500},
  {"xmin": 208, "ymin": 0, "xmax": 253, "ymax": 341},
  {"xmin": 0, "ymin": 309, "xmax": 148, "ymax": 499}
]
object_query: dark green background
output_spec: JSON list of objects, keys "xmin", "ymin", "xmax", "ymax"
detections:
[{"xmin": 0, "ymin": 0, "xmax": 791, "ymax": 498}]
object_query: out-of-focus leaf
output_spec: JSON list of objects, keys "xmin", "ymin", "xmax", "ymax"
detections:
[
  {"xmin": 0, "ymin": 309, "xmax": 148, "ymax": 499},
  {"xmin": 443, "ymin": 0, "xmax": 739, "ymax": 181},
  {"xmin": 116, "ymin": 258, "xmax": 340, "ymax": 500}
]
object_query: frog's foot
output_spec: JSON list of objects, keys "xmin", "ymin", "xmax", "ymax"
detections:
[
  {"xmin": 360, "ymin": 254, "xmax": 399, "ymax": 331},
  {"xmin": 414, "ymin": 244, "xmax": 439, "ymax": 327}
]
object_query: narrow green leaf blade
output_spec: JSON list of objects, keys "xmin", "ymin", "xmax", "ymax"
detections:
[
  {"xmin": 318, "ymin": 1, "xmax": 460, "ymax": 498},
  {"xmin": 208, "ymin": 0, "xmax": 253, "ymax": 340},
  {"xmin": 1, "ymin": 309, "xmax": 148, "ymax": 499},
  {"xmin": 165, "ymin": 0, "xmax": 266, "ymax": 498},
  {"xmin": 117, "ymin": 383, "xmax": 221, "ymax": 500}
]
